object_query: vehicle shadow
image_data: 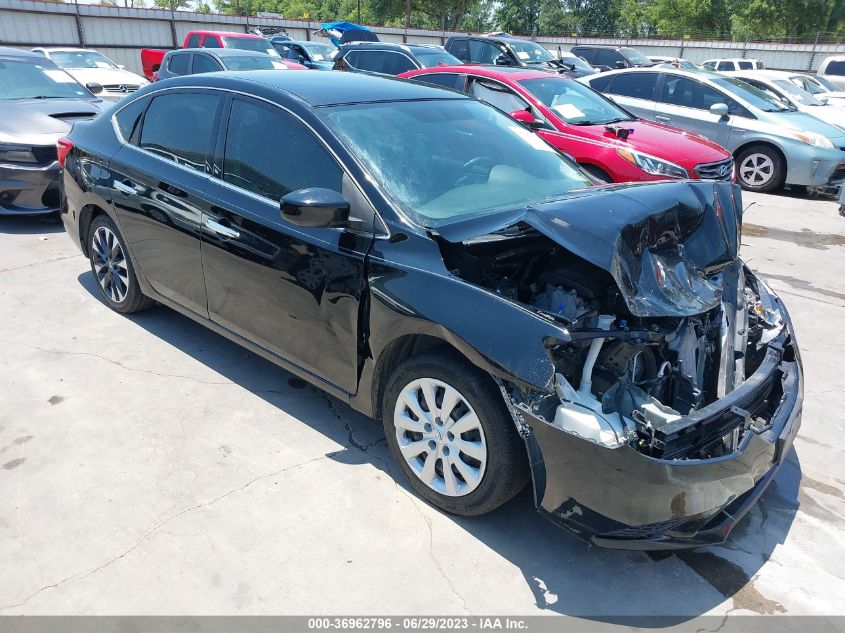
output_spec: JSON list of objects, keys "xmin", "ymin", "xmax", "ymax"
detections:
[
  {"xmin": 76, "ymin": 272, "xmax": 801, "ymax": 621},
  {"xmin": 0, "ymin": 214, "xmax": 64, "ymax": 234}
]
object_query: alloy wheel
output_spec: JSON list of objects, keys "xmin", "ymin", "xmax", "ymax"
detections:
[
  {"xmin": 739, "ymin": 153, "xmax": 775, "ymax": 187},
  {"xmin": 392, "ymin": 377, "xmax": 487, "ymax": 497},
  {"xmin": 92, "ymin": 226, "xmax": 129, "ymax": 303}
]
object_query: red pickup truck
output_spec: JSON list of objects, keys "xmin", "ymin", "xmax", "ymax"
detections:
[{"xmin": 141, "ymin": 30, "xmax": 303, "ymax": 80}]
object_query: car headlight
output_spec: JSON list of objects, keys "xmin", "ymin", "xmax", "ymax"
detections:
[
  {"xmin": 786, "ymin": 129, "xmax": 835, "ymax": 149},
  {"xmin": 0, "ymin": 143, "xmax": 38, "ymax": 164},
  {"xmin": 617, "ymin": 148, "xmax": 688, "ymax": 178}
]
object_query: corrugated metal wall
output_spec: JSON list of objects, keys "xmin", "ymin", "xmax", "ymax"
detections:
[{"xmin": 1, "ymin": 0, "xmax": 844, "ymax": 76}]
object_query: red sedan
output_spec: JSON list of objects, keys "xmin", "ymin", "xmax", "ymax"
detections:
[{"xmin": 398, "ymin": 66, "xmax": 734, "ymax": 183}]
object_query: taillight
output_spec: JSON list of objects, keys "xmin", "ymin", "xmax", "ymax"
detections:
[{"xmin": 57, "ymin": 137, "xmax": 73, "ymax": 169}]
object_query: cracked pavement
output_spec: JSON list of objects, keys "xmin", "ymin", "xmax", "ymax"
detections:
[{"xmin": 1, "ymin": 190, "xmax": 844, "ymax": 619}]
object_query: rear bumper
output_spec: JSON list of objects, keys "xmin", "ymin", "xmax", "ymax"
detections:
[
  {"xmin": 0, "ymin": 161, "xmax": 62, "ymax": 216},
  {"xmin": 520, "ymin": 317, "xmax": 802, "ymax": 550}
]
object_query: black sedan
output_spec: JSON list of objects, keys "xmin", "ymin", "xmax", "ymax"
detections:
[
  {"xmin": 0, "ymin": 47, "xmax": 101, "ymax": 217},
  {"xmin": 59, "ymin": 71, "xmax": 802, "ymax": 549}
]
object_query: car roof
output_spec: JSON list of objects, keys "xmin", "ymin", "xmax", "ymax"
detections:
[
  {"xmin": 339, "ymin": 42, "xmax": 443, "ymax": 52},
  {"xmin": 0, "ymin": 47, "xmax": 44, "ymax": 59},
  {"xmin": 32, "ymin": 47, "xmax": 92, "ymax": 53},
  {"xmin": 727, "ymin": 69, "xmax": 790, "ymax": 80},
  {"xmin": 281, "ymin": 40, "xmax": 333, "ymax": 46},
  {"xmin": 193, "ymin": 30, "xmax": 264, "ymax": 38},
  {"xmin": 596, "ymin": 66, "xmax": 723, "ymax": 81},
  {"xmin": 164, "ymin": 70, "xmax": 469, "ymax": 107},
  {"xmin": 572, "ymin": 44, "xmax": 623, "ymax": 50}
]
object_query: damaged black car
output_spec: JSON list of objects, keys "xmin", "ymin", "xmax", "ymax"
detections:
[{"xmin": 60, "ymin": 71, "xmax": 802, "ymax": 549}]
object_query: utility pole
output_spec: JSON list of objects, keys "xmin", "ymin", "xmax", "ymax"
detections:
[
  {"xmin": 405, "ymin": 0, "xmax": 411, "ymax": 29},
  {"xmin": 357, "ymin": 0, "xmax": 361, "ymax": 23}
]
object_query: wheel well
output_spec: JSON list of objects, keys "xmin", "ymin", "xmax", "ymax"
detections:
[
  {"xmin": 78, "ymin": 204, "xmax": 108, "ymax": 257},
  {"xmin": 371, "ymin": 334, "xmax": 473, "ymax": 421},
  {"xmin": 733, "ymin": 141, "xmax": 786, "ymax": 171}
]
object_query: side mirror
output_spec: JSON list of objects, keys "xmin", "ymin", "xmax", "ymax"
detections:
[
  {"xmin": 298, "ymin": 55, "xmax": 307, "ymax": 63},
  {"xmin": 614, "ymin": 60, "xmax": 628, "ymax": 69},
  {"xmin": 509, "ymin": 109, "xmax": 543, "ymax": 129},
  {"xmin": 710, "ymin": 102, "xmax": 730, "ymax": 117},
  {"xmin": 819, "ymin": 94, "xmax": 830, "ymax": 104},
  {"xmin": 85, "ymin": 82, "xmax": 104, "ymax": 94},
  {"xmin": 494, "ymin": 54, "xmax": 511, "ymax": 66},
  {"xmin": 281, "ymin": 188, "xmax": 349, "ymax": 228}
]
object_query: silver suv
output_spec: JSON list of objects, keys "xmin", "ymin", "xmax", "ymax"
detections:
[{"xmin": 581, "ymin": 67, "xmax": 845, "ymax": 192}]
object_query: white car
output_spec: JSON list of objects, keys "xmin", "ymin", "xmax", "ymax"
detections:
[
  {"xmin": 30, "ymin": 47, "xmax": 148, "ymax": 102},
  {"xmin": 726, "ymin": 69, "xmax": 845, "ymax": 132},
  {"xmin": 788, "ymin": 73, "xmax": 845, "ymax": 107},
  {"xmin": 702, "ymin": 58, "xmax": 764, "ymax": 72},
  {"xmin": 818, "ymin": 55, "xmax": 845, "ymax": 90}
]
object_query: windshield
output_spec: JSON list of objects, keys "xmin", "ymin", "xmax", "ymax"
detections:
[
  {"xmin": 621, "ymin": 47, "xmax": 650, "ymax": 65},
  {"xmin": 48, "ymin": 50, "xmax": 116, "ymax": 70},
  {"xmin": 0, "ymin": 59, "xmax": 91, "ymax": 100},
  {"xmin": 559, "ymin": 54, "xmax": 595, "ymax": 72},
  {"xmin": 222, "ymin": 55, "xmax": 280, "ymax": 71},
  {"xmin": 519, "ymin": 77, "xmax": 631, "ymax": 125},
  {"xmin": 772, "ymin": 79, "xmax": 824, "ymax": 106},
  {"xmin": 415, "ymin": 49, "xmax": 462, "ymax": 68},
  {"xmin": 324, "ymin": 99, "xmax": 590, "ymax": 228},
  {"xmin": 712, "ymin": 77, "xmax": 793, "ymax": 112},
  {"xmin": 791, "ymin": 75, "xmax": 825, "ymax": 94},
  {"xmin": 301, "ymin": 43, "xmax": 336, "ymax": 61},
  {"xmin": 508, "ymin": 40, "xmax": 555, "ymax": 64},
  {"xmin": 222, "ymin": 37, "xmax": 280, "ymax": 57},
  {"xmin": 813, "ymin": 74, "xmax": 840, "ymax": 91}
]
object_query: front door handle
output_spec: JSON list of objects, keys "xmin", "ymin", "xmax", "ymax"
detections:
[
  {"xmin": 205, "ymin": 218, "xmax": 240, "ymax": 239},
  {"xmin": 113, "ymin": 179, "xmax": 136, "ymax": 195},
  {"xmin": 655, "ymin": 115, "xmax": 671, "ymax": 122}
]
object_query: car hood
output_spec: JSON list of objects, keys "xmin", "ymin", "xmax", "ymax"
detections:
[
  {"xmin": 771, "ymin": 109, "xmax": 845, "ymax": 144},
  {"xmin": 436, "ymin": 180, "xmax": 742, "ymax": 318},
  {"xmin": 63, "ymin": 66, "xmax": 147, "ymax": 87},
  {"xmin": 0, "ymin": 98, "xmax": 101, "ymax": 145},
  {"xmin": 798, "ymin": 103, "xmax": 845, "ymax": 130},
  {"xmin": 555, "ymin": 119, "xmax": 730, "ymax": 166}
]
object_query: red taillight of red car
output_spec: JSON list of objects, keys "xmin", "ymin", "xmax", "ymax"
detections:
[{"xmin": 57, "ymin": 137, "xmax": 73, "ymax": 169}]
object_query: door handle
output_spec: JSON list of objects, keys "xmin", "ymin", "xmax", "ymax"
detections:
[
  {"xmin": 205, "ymin": 218, "xmax": 240, "ymax": 239},
  {"xmin": 113, "ymin": 179, "xmax": 136, "ymax": 195},
  {"xmin": 655, "ymin": 115, "xmax": 671, "ymax": 122}
]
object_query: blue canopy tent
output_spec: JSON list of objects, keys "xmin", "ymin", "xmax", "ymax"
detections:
[{"xmin": 319, "ymin": 22, "xmax": 380, "ymax": 46}]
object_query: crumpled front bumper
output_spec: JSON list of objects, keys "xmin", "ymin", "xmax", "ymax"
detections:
[{"xmin": 518, "ymin": 318, "xmax": 802, "ymax": 550}]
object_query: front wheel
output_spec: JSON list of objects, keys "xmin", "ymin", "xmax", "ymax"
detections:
[
  {"xmin": 382, "ymin": 351, "xmax": 528, "ymax": 516},
  {"xmin": 735, "ymin": 145, "xmax": 785, "ymax": 192}
]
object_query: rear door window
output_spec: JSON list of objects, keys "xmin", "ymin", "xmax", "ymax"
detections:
[
  {"xmin": 138, "ymin": 92, "xmax": 221, "ymax": 172},
  {"xmin": 192, "ymin": 54, "xmax": 221, "ymax": 74},
  {"xmin": 737, "ymin": 60, "xmax": 753, "ymax": 70},
  {"xmin": 167, "ymin": 53, "xmax": 190, "ymax": 75},
  {"xmin": 607, "ymin": 72, "xmax": 658, "ymax": 100},
  {"xmin": 572, "ymin": 47, "xmax": 594, "ymax": 63},
  {"xmin": 448, "ymin": 38, "xmax": 470, "ymax": 61},
  {"xmin": 202, "ymin": 35, "xmax": 222, "ymax": 48},
  {"xmin": 350, "ymin": 50, "xmax": 387, "ymax": 72}
]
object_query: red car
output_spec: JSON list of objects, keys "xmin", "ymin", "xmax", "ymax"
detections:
[{"xmin": 398, "ymin": 66, "xmax": 734, "ymax": 183}]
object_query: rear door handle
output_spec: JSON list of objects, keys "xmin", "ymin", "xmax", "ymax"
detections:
[
  {"xmin": 113, "ymin": 179, "xmax": 136, "ymax": 195},
  {"xmin": 205, "ymin": 218, "xmax": 240, "ymax": 239},
  {"xmin": 655, "ymin": 115, "xmax": 671, "ymax": 122}
]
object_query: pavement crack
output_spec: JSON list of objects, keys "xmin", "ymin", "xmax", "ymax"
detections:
[
  {"xmin": 0, "ymin": 338, "xmax": 233, "ymax": 386},
  {"xmin": 0, "ymin": 454, "xmax": 329, "ymax": 613},
  {"xmin": 0, "ymin": 254, "xmax": 79, "ymax": 275}
]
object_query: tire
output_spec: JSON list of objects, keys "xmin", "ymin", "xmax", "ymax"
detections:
[
  {"xmin": 88, "ymin": 215, "xmax": 154, "ymax": 314},
  {"xmin": 382, "ymin": 350, "xmax": 528, "ymax": 516},
  {"xmin": 580, "ymin": 164, "xmax": 612, "ymax": 183},
  {"xmin": 735, "ymin": 145, "xmax": 785, "ymax": 192}
]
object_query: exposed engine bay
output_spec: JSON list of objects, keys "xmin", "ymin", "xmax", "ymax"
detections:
[{"xmin": 438, "ymin": 225, "xmax": 787, "ymax": 461}]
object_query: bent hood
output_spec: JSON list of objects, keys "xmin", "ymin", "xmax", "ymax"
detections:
[{"xmin": 437, "ymin": 180, "xmax": 742, "ymax": 318}]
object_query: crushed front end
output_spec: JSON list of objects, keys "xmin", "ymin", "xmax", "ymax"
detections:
[{"xmin": 437, "ymin": 180, "xmax": 803, "ymax": 549}]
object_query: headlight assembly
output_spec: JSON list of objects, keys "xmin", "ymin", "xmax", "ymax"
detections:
[
  {"xmin": 617, "ymin": 148, "xmax": 689, "ymax": 178},
  {"xmin": 786, "ymin": 129, "xmax": 835, "ymax": 149}
]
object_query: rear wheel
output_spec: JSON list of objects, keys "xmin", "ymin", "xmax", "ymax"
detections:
[
  {"xmin": 382, "ymin": 351, "xmax": 528, "ymax": 516},
  {"xmin": 735, "ymin": 145, "xmax": 784, "ymax": 192},
  {"xmin": 88, "ymin": 215, "xmax": 153, "ymax": 314}
]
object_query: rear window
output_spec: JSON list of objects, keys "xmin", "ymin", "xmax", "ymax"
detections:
[{"xmin": 826, "ymin": 60, "xmax": 845, "ymax": 76}]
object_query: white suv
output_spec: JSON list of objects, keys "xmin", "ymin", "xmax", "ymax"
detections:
[
  {"xmin": 818, "ymin": 55, "xmax": 845, "ymax": 90},
  {"xmin": 702, "ymin": 58, "xmax": 764, "ymax": 72}
]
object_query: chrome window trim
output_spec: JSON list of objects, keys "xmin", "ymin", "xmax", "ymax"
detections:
[{"xmin": 109, "ymin": 84, "xmax": 391, "ymax": 238}]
